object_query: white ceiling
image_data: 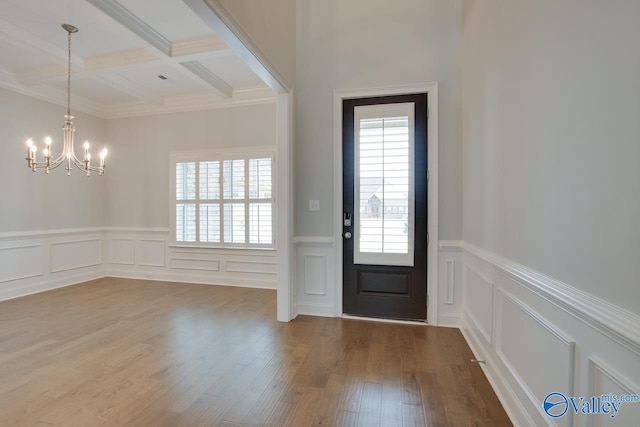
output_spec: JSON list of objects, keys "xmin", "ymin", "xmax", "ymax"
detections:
[{"xmin": 0, "ymin": 0, "xmax": 274, "ymax": 119}]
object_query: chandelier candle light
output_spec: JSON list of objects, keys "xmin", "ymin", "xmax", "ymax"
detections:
[{"xmin": 25, "ymin": 24, "xmax": 107, "ymax": 176}]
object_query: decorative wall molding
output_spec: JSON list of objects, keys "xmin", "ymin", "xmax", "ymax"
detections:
[
  {"xmin": 49, "ymin": 239, "xmax": 103, "ymax": 273},
  {"xmin": 437, "ymin": 242, "xmax": 463, "ymax": 327},
  {"xmin": 295, "ymin": 236, "xmax": 336, "ymax": 317},
  {"xmin": 457, "ymin": 240, "xmax": 640, "ymax": 427},
  {"xmin": 0, "ymin": 227, "xmax": 106, "ymax": 241},
  {"xmin": 0, "ymin": 227, "xmax": 278, "ymax": 303},
  {"xmin": 0, "ymin": 244, "xmax": 44, "ymax": 284},
  {"xmin": 464, "ymin": 264, "xmax": 494, "ymax": 344},
  {"xmin": 303, "ymin": 254, "xmax": 327, "ymax": 296},
  {"xmin": 461, "ymin": 241, "xmax": 640, "ymax": 356},
  {"xmin": 445, "ymin": 260, "xmax": 455, "ymax": 305},
  {"xmin": 107, "ymin": 229, "xmax": 276, "ymax": 289},
  {"xmin": 109, "ymin": 239, "xmax": 135, "ymax": 265},
  {"xmin": 0, "ymin": 229, "xmax": 106, "ymax": 303}
]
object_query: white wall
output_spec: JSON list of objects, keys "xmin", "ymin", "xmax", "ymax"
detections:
[
  {"xmin": 462, "ymin": 0, "xmax": 640, "ymax": 316},
  {"xmin": 0, "ymin": 88, "xmax": 108, "ymax": 300},
  {"xmin": 461, "ymin": 1, "xmax": 640, "ymax": 425},
  {"xmin": 216, "ymin": 0, "xmax": 296, "ymax": 89},
  {"xmin": 105, "ymin": 103, "xmax": 276, "ymax": 228},
  {"xmin": 295, "ymin": 0, "xmax": 463, "ymax": 240},
  {"xmin": 0, "ymin": 88, "xmax": 107, "ymax": 232},
  {"xmin": 102, "ymin": 103, "xmax": 279, "ymax": 290}
]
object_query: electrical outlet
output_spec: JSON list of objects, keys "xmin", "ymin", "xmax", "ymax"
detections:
[{"xmin": 309, "ymin": 200, "xmax": 320, "ymax": 212}]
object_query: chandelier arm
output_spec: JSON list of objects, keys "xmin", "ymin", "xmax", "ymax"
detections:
[
  {"xmin": 48, "ymin": 161, "xmax": 66, "ymax": 171},
  {"xmin": 50, "ymin": 152, "xmax": 67, "ymax": 166}
]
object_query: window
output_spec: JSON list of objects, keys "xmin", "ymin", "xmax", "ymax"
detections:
[
  {"xmin": 172, "ymin": 151, "xmax": 274, "ymax": 248},
  {"xmin": 354, "ymin": 103, "xmax": 415, "ymax": 266}
]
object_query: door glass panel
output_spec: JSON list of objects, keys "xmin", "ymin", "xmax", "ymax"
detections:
[{"xmin": 354, "ymin": 103, "xmax": 414, "ymax": 266}]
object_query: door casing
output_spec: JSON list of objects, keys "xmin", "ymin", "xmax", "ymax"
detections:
[{"xmin": 333, "ymin": 83, "xmax": 439, "ymax": 324}]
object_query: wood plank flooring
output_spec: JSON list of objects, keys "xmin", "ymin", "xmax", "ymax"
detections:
[{"xmin": 0, "ymin": 278, "xmax": 512, "ymax": 427}]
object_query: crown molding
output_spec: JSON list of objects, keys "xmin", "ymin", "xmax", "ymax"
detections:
[
  {"xmin": 102, "ymin": 86, "xmax": 275, "ymax": 119},
  {"xmin": 0, "ymin": 69, "xmax": 106, "ymax": 118}
]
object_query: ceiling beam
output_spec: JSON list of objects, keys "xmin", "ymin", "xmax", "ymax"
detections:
[
  {"xmin": 85, "ymin": 0, "xmax": 171, "ymax": 57},
  {"xmin": 86, "ymin": 0, "xmax": 235, "ymax": 98},
  {"xmin": 179, "ymin": 60, "xmax": 232, "ymax": 98},
  {"xmin": 183, "ymin": 0, "xmax": 289, "ymax": 94}
]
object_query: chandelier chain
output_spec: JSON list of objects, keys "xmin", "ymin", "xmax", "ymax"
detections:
[{"xmin": 67, "ymin": 28, "xmax": 71, "ymax": 116}]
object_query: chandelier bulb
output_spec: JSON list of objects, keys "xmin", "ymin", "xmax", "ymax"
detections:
[
  {"xmin": 26, "ymin": 139, "xmax": 33, "ymax": 147},
  {"xmin": 83, "ymin": 141, "xmax": 90, "ymax": 150},
  {"xmin": 45, "ymin": 136, "xmax": 52, "ymax": 145}
]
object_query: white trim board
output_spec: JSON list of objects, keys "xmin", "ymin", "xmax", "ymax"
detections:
[
  {"xmin": 461, "ymin": 241, "xmax": 640, "ymax": 356},
  {"xmin": 333, "ymin": 82, "xmax": 439, "ymax": 324}
]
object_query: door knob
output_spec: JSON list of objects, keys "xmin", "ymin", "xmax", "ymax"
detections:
[{"xmin": 344, "ymin": 231, "xmax": 352, "ymax": 239}]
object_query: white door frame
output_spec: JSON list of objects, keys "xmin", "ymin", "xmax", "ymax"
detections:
[{"xmin": 333, "ymin": 83, "xmax": 439, "ymax": 324}]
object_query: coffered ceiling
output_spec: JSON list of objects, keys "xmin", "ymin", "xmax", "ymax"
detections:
[{"xmin": 0, "ymin": 0, "xmax": 274, "ymax": 119}]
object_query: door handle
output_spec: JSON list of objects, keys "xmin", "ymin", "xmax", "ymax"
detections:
[{"xmin": 344, "ymin": 231, "xmax": 352, "ymax": 239}]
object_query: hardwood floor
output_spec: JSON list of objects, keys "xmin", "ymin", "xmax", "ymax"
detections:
[{"xmin": 0, "ymin": 278, "xmax": 511, "ymax": 427}]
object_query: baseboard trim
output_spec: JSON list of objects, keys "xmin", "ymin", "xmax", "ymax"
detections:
[
  {"xmin": 0, "ymin": 270, "xmax": 105, "ymax": 302},
  {"xmin": 107, "ymin": 270, "xmax": 276, "ymax": 290},
  {"xmin": 436, "ymin": 313, "xmax": 461, "ymax": 328},
  {"xmin": 296, "ymin": 303, "xmax": 336, "ymax": 317},
  {"xmin": 461, "ymin": 315, "xmax": 536, "ymax": 427}
]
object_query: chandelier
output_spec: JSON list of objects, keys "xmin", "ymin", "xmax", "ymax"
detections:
[{"xmin": 24, "ymin": 24, "xmax": 107, "ymax": 176}]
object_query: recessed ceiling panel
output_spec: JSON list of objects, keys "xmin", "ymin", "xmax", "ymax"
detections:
[
  {"xmin": 0, "ymin": 0, "xmax": 152, "ymax": 57},
  {"xmin": 48, "ymin": 77, "xmax": 137, "ymax": 104},
  {"xmin": 198, "ymin": 56, "xmax": 267, "ymax": 89},
  {"xmin": 0, "ymin": 41, "xmax": 60, "ymax": 72},
  {"xmin": 118, "ymin": 0, "xmax": 214, "ymax": 41},
  {"xmin": 117, "ymin": 65, "xmax": 205, "ymax": 97}
]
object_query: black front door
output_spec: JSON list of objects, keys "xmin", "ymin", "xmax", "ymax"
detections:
[{"xmin": 342, "ymin": 94, "xmax": 427, "ymax": 320}]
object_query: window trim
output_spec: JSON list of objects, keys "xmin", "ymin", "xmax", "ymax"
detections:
[{"xmin": 170, "ymin": 148, "xmax": 276, "ymax": 250}]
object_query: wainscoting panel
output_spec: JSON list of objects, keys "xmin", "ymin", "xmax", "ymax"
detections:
[
  {"xmin": 458, "ymin": 241, "xmax": 640, "ymax": 427},
  {"xmin": 169, "ymin": 257, "xmax": 220, "ymax": 271},
  {"xmin": 106, "ymin": 229, "xmax": 276, "ymax": 289},
  {"xmin": 295, "ymin": 237, "xmax": 335, "ymax": 317},
  {"xmin": 138, "ymin": 239, "xmax": 166, "ymax": 267},
  {"xmin": 226, "ymin": 260, "xmax": 277, "ymax": 274},
  {"xmin": 50, "ymin": 239, "xmax": 102, "ymax": 273},
  {"xmin": 438, "ymin": 241, "xmax": 463, "ymax": 327},
  {"xmin": 587, "ymin": 357, "xmax": 640, "ymax": 427},
  {"xmin": 463, "ymin": 264, "xmax": 494, "ymax": 345},
  {"xmin": 0, "ymin": 229, "xmax": 106, "ymax": 302},
  {"xmin": 109, "ymin": 238, "xmax": 135, "ymax": 265},
  {"xmin": 0, "ymin": 244, "xmax": 43, "ymax": 284},
  {"xmin": 303, "ymin": 254, "xmax": 327, "ymax": 296},
  {"xmin": 496, "ymin": 290, "xmax": 575, "ymax": 426}
]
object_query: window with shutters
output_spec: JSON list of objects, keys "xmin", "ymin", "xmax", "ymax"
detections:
[
  {"xmin": 354, "ymin": 103, "xmax": 415, "ymax": 266},
  {"xmin": 171, "ymin": 150, "xmax": 274, "ymax": 249}
]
